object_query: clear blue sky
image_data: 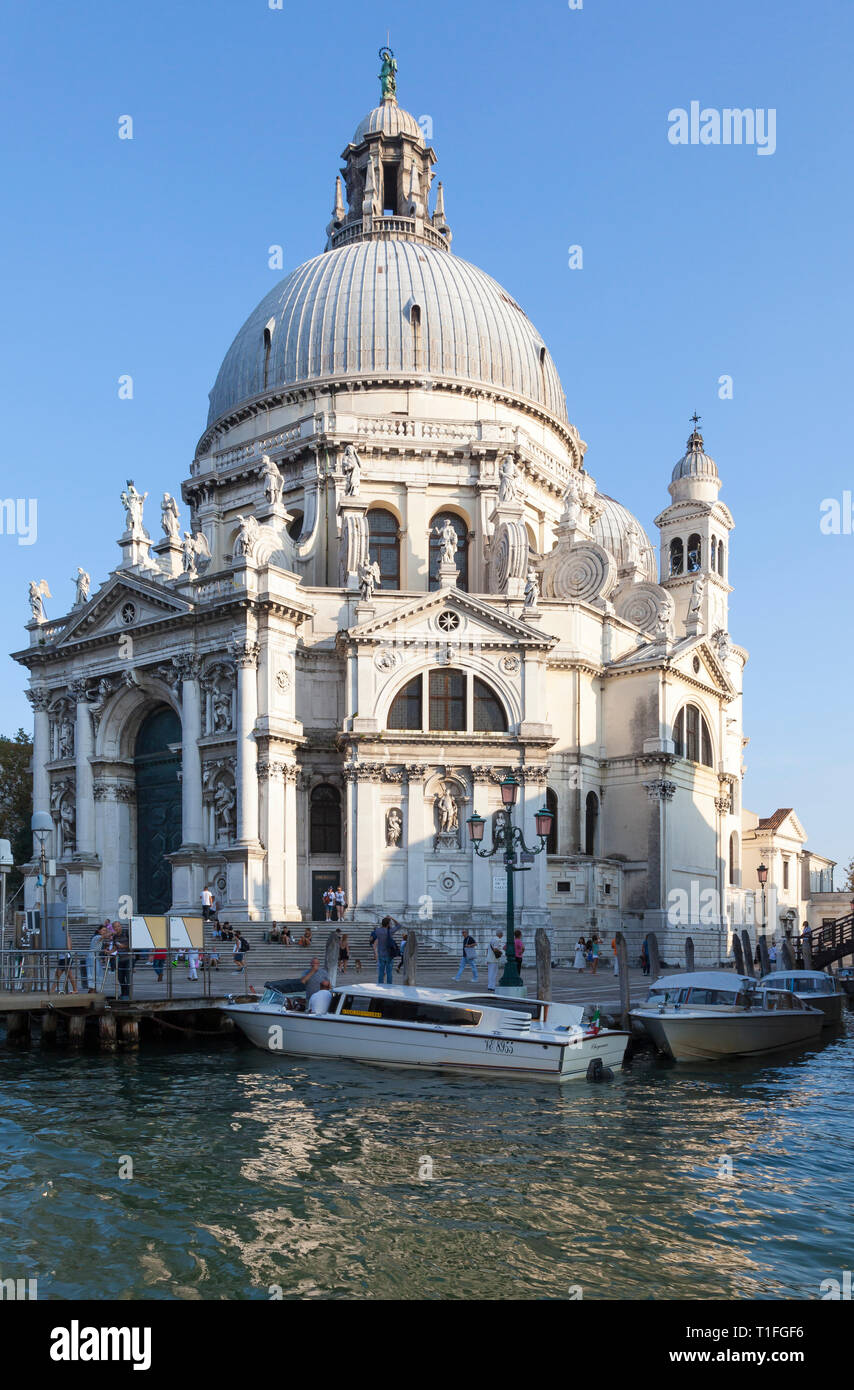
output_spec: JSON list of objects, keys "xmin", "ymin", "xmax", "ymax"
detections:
[{"xmin": 2, "ymin": 0, "xmax": 851, "ymax": 869}]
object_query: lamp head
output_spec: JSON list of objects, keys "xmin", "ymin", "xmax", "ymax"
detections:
[
  {"xmin": 500, "ymin": 774, "xmax": 519, "ymax": 808},
  {"xmin": 534, "ymin": 806, "xmax": 554, "ymax": 839},
  {"xmin": 757, "ymin": 863, "xmax": 768, "ymax": 886},
  {"xmin": 466, "ymin": 813, "xmax": 486, "ymax": 844}
]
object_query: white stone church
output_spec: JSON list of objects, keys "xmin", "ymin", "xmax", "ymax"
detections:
[{"xmin": 14, "ymin": 57, "xmax": 839, "ymax": 955}]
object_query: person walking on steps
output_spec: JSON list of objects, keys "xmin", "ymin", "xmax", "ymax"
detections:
[{"xmin": 454, "ymin": 931, "xmax": 479, "ymax": 983}]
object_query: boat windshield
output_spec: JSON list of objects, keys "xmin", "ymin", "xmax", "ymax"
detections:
[
  {"xmin": 340, "ymin": 995, "xmax": 483, "ymax": 1027},
  {"xmin": 759, "ymin": 989, "xmax": 806, "ymax": 1011},
  {"xmin": 455, "ymin": 996, "xmax": 541, "ymax": 1019},
  {"xmin": 764, "ymin": 974, "xmax": 835, "ymax": 995},
  {"xmin": 648, "ymin": 986, "xmax": 746, "ymax": 1006}
]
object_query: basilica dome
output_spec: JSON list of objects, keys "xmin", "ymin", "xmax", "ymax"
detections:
[
  {"xmin": 351, "ymin": 102, "xmax": 425, "ymax": 144},
  {"xmin": 592, "ymin": 493, "xmax": 657, "ymax": 582},
  {"xmin": 206, "ymin": 239, "xmax": 568, "ymax": 430}
]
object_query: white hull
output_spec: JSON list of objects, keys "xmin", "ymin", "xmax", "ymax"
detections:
[
  {"xmin": 224, "ymin": 1005, "xmax": 629, "ymax": 1083},
  {"xmin": 632, "ymin": 1008, "xmax": 822, "ymax": 1061}
]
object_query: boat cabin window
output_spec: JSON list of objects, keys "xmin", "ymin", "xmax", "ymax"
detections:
[
  {"xmin": 765, "ymin": 974, "xmax": 832, "ymax": 995},
  {"xmin": 455, "ymin": 996, "xmax": 541, "ymax": 1019},
  {"xmin": 340, "ymin": 995, "xmax": 482, "ymax": 1027},
  {"xmin": 760, "ymin": 989, "xmax": 804, "ymax": 1011}
]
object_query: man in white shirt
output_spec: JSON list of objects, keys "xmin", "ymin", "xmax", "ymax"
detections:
[
  {"xmin": 200, "ymin": 886, "xmax": 214, "ymax": 922},
  {"xmin": 308, "ymin": 980, "xmax": 332, "ymax": 1014},
  {"xmin": 487, "ymin": 932, "xmax": 505, "ymax": 992}
]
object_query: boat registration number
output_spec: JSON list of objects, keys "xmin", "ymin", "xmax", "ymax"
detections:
[
  {"xmin": 485, "ymin": 1038, "xmax": 514, "ymax": 1054},
  {"xmin": 341, "ymin": 1009, "xmax": 382, "ymax": 1018}
]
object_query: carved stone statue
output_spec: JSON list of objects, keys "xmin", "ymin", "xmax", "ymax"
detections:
[
  {"xmin": 161, "ymin": 492, "xmax": 181, "ymax": 541},
  {"xmin": 214, "ymin": 782, "xmax": 236, "ymax": 842},
  {"xmin": 358, "ymin": 558, "xmax": 381, "ymax": 601},
  {"xmin": 58, "ymin": 715, "xmax": 74, "ymax": 759},
  {"xmin": 624, "ymin": 522, "xmax": 641, "ymax": 570},
  {"xmin": 60, "ymin": 798, "xmax": 76, "ymax": 854},
  {"xmin": 386, "ymin": 807, "xmax": 403, "ymax": 847},
  {"xmin": 212, "ymin": 689, "xmax": 232, "ymax": 732},
  {"xmin": 341, "ymin": 444, "xmax": 362, "ymax": 496},
  {"xmin": 120, "ymin": 480, "xmax": 148, "ymax": 538},
  {"xmin": 436, "ymin": 784, "xmax": 459, "ymax": 834},
  {"xmin": 688, "ymin": 573, "xmax": 706, "ymax": 616},
  {"xmin": 561, "ymin": 473, "xmax": 582, "ymax": 527},
  {"xmin": 182, "ymin": 529, "xmax": 212, "ymax": 578},
  {"xmin": 259, "ymin": 454, "xmax": 283, "ymax": 507},
  {"xmin": 434, "ymin": 517, "xmax": 458, "ymax": 566},
  {"xmin": 89, "ymin": 678, "xmax": 115, "ymax": 730},
  {"xmin": 28, "ymin": 579, "xmax": 51, "ymax": 623},
  {"xmin": 498, "ymin": 454, "xmax": 522, "ymax": 504},
  {"xmin": 523, "ymin": 568, "xmax": 540, "ymax": 610},
  {"xmin": 234, "ymin": 515, "xmax": 260, "ymax": 559},
  {"xmin": 654, "ymin": 606, "xmax": 674, "ymax": 644},
  {"xmin": 71, "ymin": 568, "xmax": 91, "ymax": 608},
  {"xmin": 713, "ymin": 628, "xmax": 731, "ymax": 661}
]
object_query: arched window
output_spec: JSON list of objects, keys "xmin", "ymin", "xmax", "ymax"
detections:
[
  {"xmin": 410, "ymin": 304, "xmax": 422, "ymax": 369},
  {"xmin": 717, "ymin": 542, "xmax": 725, "ymax": 577},
  {"xmin": 545, "ymin": 787, "xmax": 558, "ymax": 855},
  {"xmin": 368, "ymin": 509, "xmax": 400, "ymax": 590},
  {"xmin": 473, "ymin": 677, "xmax": 507, "ymax": 732},
  {"xmin": 673, "ymin": 704, "xmax": 713, "ymax": 767},
  {"xmin": 729, "ymin": 831, "xmax": 740, "ymax": 886},
  {"xmin": 711, "ymin": 536, "xmax": 717, "ymax": 571},
  {"xmin": 585, "ymin": 791, "xmax": 599, "ymax": 857},
  {"xmin": 687, "ymin": 533, "xmax": 702, "ymax": 572},
  {"xmin": 429, "ymin": 669, "xmax": 466, "ymax": 731},
  {"xmin": 386, "ymin": 671, "xmax": 507, "ymax": 733},
  {"xmin": 310, "ymin": 784, "xmax": 341, "ymax": 855},
  {"xmin": 669, "ymin": 537, "xmax": 684, "ymax": 576},
  {"xmin": 287, "ymin": 510, "xmax": 304, "ymax": 541},
  {"xmin": 388, "ymin": 676, "xmax": 422, "ymax": 730},
  {"xmin": 429, "ymin": 512, "xmax": 468, "ymax": 591}
]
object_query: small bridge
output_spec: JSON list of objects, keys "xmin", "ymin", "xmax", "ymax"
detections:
[{"xmin": 811, "ymin": 913, "xmax": 854, "ymax": 969}]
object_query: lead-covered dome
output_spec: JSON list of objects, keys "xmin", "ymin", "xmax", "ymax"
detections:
[
  {"xmin": 206, "ymin": 239, "xmax": 568, "ymax": 429},
  {"xmin": 592, "ymin": 493, "xmax": 657, "ymax": 582},
  {"xmin": 352, "ymin": 99, "xmax": 425, "ymax": 144}
]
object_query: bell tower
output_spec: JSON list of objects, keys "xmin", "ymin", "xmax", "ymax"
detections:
[{"xmin": 654, "ymin": 418, "xmax": 735, "ymax": 639}]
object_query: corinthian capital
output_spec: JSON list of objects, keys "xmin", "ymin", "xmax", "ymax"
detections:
[
  {"xmin": 231, "ymin": 638, "xmax": 260, "ymax": 668},
  {"xmin": 26, "ymin": 687, "xmax": 52, "ymax": 713}
]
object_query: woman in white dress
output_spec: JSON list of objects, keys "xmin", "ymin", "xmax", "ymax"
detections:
[{"xmin": 573, "ymin": 936, "xmax": 587, "ymax": 973}]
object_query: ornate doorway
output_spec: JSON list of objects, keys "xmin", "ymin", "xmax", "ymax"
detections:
[{"xmin": 134, "ymin": 705, "xmax": 182, "ymax": 913}]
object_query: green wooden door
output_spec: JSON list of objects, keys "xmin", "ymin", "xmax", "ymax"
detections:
[{"xmin": 134, "ymin": 706, "xmax": 182, "ymax": 914}]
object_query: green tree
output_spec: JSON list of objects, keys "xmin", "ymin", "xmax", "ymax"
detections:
[
  {"xmin": 843, "ymin": 858, "xmax": 854, "ymax": 895},
  {"xmin": 0, "ymin": 729, "xmax": 33, "ymax": 897}
]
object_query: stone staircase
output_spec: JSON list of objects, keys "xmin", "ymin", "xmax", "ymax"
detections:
[{"xmin": 218, "ymin": 919, "xmax": 463, "ymax": 984}]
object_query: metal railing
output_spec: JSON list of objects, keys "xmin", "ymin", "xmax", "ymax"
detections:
[{"xmin": 0, "ymin": 948, "xmax": 235, "ymax": 1002}]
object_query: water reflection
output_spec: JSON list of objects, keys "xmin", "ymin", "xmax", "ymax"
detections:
[{"xmin": 0, "ymin": 1015, "xmax": 851, "ymax": 1299}]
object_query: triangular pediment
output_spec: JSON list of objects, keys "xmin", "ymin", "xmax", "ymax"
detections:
[
  {"xmin": 53, "ymin": 572, "xmax": 194, "ymax": 648},
  {"xmin": 668, "ymin": 634, "xmax": 735, "ymax": 697},
  {"xmin": 342, "ymin": 587, "xmax": 556, "ymax": 650}
]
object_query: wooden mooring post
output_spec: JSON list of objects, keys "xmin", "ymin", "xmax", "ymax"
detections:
[
  {"xmin": 535, "ymin": 927, "xmax": 551, "ymax": 1002},
  {"xmin": 758, "ymin": 936, "xmax": 771, "ymax": 976},
  {"xmin": 324, "ymin": 929, "xmax": 341, "ymax": 986},
  {"xmin": 646, "ymin": 932, "xmax": 660, "ymax": 982},
  {"xmin": 98, "ymin": 1014, "xmax": 117, "ymax": 1052},
  {"xmin": 403, "ymin": 930, "xmax": 418, "ymax": 985},
  {"xmin": 802, "ymin": 933, "xmax": 813, "ymax": 970},
  {"xmin": 731, "ymin": 934, "xmax": 745, "ymax": 973},
  {"xmin": 684, "ymin": 936, "xmax": 695, "ymax": 971},
  {"xmin": 40, "ymin": 1010, "xmax": 59, "ymax": 1045},
  {"xmin": 119, "ymin": 1018, "xmax": 139, "ymax": 1049},
  {"xmin": 741, "ymin": 930, "xmax": 755, "ymax": 977},
  {"xmin": 614, "ymin": 931, "xmax": 631, "ymax": 1030},
  {"xmin": 780, "ymin": 937, "xmax": 796, "ymax": 969},
  {"xmin": 67, "ymin": 1013, "xmax": 87, "ymax": 1047},
  {"xmin": 6, "ymin": 1012, "xmax": 31, "ymax": 1046}
]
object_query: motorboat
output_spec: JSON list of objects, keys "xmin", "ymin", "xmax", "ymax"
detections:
[
  {"xmin": 630, "ymin": 971, "xmax": 823, "ymax": 1061},
  {"xmin": 757, "ymin": 969, "xmax": 844, "ymax": 1026},
  {"xmin": 221, "ymin": 980, "xmax": 631, "ymax": 1083},
  {"xmin": 837, "ymin": 967, "xmax": 854, "ymax": 999}
]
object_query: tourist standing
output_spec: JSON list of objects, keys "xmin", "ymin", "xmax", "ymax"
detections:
[
  {"xmin": 334, "ymin": 885, "xmax": 347, "ymax": 922},
  {"xmin": 640, "ymin": 938, "xmax": 650, "ymax": 976},
  {"xmin": 88, "ymin": 923, "xmax": 109, "ymax": 993},
  {"xmin": 513, "ymin": 929, "xmax": 525, "ymax": 979},
  {"xmin": 187, "ymin": 944, "xmax": 199, "ymax": 982},
  {"xmin": 322, "ymin": 887, "xmax": 335, "ymax": 922},
  {"xmin": 487, "ymin": 930, "xmax": 504, "ymax": 991},
  {"xmin": 573, "ymin": 936, "xmax": 586, "ymax": 973},
  {"xmin": 338, "ymin": 932, "xmax": 350, "ymax": 975},
  {"xmin": 612, "ymin": 936, "xmax": 620, "ymax": 975},
  {"xmin": 370, "ymin": 916, "xmax": 398, "ymax": 984},
  {"xmin": 114, "ymin": 923, "xmax": 132, "ymax": 1000},
  {"xmin": 454, "ymin": 932, "xmax": 479, "ymax": 983},
  {"xmin": 590, "ymin": 934, "xmax": 600, "ymax": 975},
  {"xmin": 769, "ymin": 937, "xmax": 778, "ymax": 966}
]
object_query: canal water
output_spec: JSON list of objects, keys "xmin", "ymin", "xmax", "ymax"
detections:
[{"xmin": 1, "ymin": 1014, "xmax": 852, "ymax": 1300}]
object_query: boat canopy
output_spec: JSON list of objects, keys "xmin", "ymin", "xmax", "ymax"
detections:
[
  {"xmin": 647, "ymin": 972, "xmax": 753, "ymax": 995},
  {"xmin": 759, "ymin": 971, "xmax": 839, "ymax": 995}
]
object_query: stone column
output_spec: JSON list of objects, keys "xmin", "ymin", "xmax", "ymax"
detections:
[
  {"xmin": 260, "ymin": 760, "xmax": 285, "ymax": 919},
  {"xmin": 179, "ymin": 661, "xmax": 204, "ymax": 847},
  {"xmin": 470, "ymin": 767, "xmax": 494, "ymax": 924},
  {"xmin": 26, "ymin": 689, "xmax": 52, "ymax": 855},
  {"xmin": 521, "ymin": 768, "xmax": 549, "ymax": 920},
  {"xmin": 405, "ymin": 764, "xmax": 428, "ymax": 916},
  {"xmin": 355, "ymin": 769, "xmax": 378, "ymax": 911},
  {"xmin": 232, "ymin": 640, "xmax": 260, "ymax": 845},
  {"xmin": 70, "ymin": 678, "xmax": 96, "ymax": 856},
  {"xmin": 343, "ymin": 767, "xmax": 357, "ymax": 914},
  {"xmin": 283, "ymin": 764, "xmax": 300, "ymax": 920}
]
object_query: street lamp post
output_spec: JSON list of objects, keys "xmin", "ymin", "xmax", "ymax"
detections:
[
  {"xmin": 757, "ymin": 862, "xmax": 768, "ymax": 935},
  {"xmin": 466, "ymin": 774, "xmax": 553, "ymax": 992},
  {"xmin": 31, "ymin": 812, "xmax": 53, "ymax": 958},
  {"xmin": 0, "ymin": 839, "xmax": 13, "ymax": 968}
]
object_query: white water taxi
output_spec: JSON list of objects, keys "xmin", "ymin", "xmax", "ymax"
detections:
[
  {"xmin": 222, "ymin": 980, "xmax": 630, "ymax": 1083},
  {"xmin": 630, "ymin": 971, "xmax": 823, "ymax": 1061},
  {"xmin": 757, "ymin": 970, "xmax": 844, "ymax": 1026}
]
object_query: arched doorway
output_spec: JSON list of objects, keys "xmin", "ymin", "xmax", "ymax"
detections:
[{"xmin": 134, "ymin": 705, "xmax": 182, "ymax": 913}]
